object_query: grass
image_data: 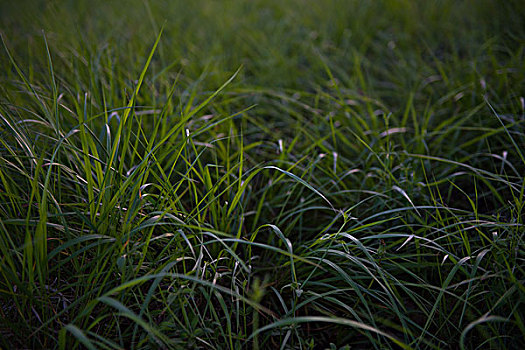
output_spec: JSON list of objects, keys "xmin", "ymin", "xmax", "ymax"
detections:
[{"xmin": 0, "ymin": 0, "xmax": 524, "ymax": 348}]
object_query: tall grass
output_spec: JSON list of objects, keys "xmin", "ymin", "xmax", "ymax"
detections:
[{"xmin": 1, "ymin": 0, "xmax": 524, "ymax": 348}]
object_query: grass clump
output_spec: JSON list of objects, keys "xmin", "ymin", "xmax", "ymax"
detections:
[{"xmin": 0, "ymin": 0, "xmax": 524, "ymax": 349}]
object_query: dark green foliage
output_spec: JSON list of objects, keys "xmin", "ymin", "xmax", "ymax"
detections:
[{"xmin": 0, "ymin": 1, "xmax": 524, "ymax": 349}]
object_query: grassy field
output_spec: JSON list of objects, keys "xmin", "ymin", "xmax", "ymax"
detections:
[{"xmin": 0, "ymin": 0, "xmax": 524, "ymax": 348}]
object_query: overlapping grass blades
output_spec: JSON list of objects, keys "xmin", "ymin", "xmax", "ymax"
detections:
[{"xmin": 1, "ymin": 0, "xmax": 524, "ymax": 349}]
